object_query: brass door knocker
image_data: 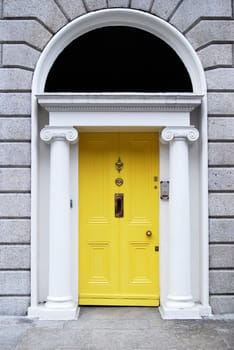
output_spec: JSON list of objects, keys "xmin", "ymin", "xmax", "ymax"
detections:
[{"xmin": 115, "ymin": 157, "xmax": 123, "ymax": 172}]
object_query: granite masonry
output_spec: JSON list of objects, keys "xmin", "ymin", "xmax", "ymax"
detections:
[{"xmin": 0, "ymin": 0, "xmax": 234, "ymax": 316}]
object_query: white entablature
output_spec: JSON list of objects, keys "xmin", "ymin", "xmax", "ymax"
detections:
[{"xmin": 37, "ymin": 93, "xmax": 202, "ymax": 131}]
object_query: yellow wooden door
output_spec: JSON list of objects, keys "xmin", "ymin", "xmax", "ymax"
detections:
[{"xmin": 79, "ymin": 133, "xmax": 159, "ymax": 306}]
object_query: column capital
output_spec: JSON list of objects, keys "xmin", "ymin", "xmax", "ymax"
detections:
[
  {"xmin": 40, "ymin": 126, "xmax": 78, "ymax": 144},
  {"xmin": 161, "ymin": 127, "xmax": 199, "ymax": 143}
]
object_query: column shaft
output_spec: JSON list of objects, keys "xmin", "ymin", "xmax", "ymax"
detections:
[
  {"xmin": 47, "ymin": 139, "xmax": 72, "ymax": 306},
  {"xmin": 167, "ymin": 138, "xmax": 193, "ymax": 307}
]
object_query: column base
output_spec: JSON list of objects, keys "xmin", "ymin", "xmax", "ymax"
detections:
[
  {"xmin": 28, "ymin": 304, "xmax": 79, "ymax": 320},
  {"xmin": 165, "ymin": 295, "xmax": 194, "ymax": 309},
  {"xmin": 159, "ymin": 303, "xmax": 212, "ymax": 319},
  {"xmin": 46, "ymin": 297, "xmax": 75, "ymax": 309}
]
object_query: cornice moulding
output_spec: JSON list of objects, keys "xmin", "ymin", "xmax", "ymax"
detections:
[{"xmin": 37, "ymin": 93, "xmax": 203, "ymax": 113}]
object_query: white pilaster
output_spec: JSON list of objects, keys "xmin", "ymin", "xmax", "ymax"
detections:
[
  {"xmin": 160, "ymin": 126, "xmax": 200, "ymax": 319},
  {"xmin": 39, "ymin": 126, "xmax": 78, "ymax": 319}
]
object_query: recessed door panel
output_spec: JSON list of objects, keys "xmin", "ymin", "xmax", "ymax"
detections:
[
  {"xmin": 79, "ymin": 133, "xmax": 159, "ymax": 306},
  {"xmin": 87, "ymin": 241, "xmax": 111, "ymax": 283}
]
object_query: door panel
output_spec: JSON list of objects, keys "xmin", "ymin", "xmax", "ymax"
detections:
[
  {"xmin": 79, "ymin": 133, "xmax": 159, "ymax": 306},
  {"xmin": 79, "ymin": 134, "xmax": 118, "ymax": 297}
]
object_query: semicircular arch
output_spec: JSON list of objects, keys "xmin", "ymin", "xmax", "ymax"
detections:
[
  {"xmin": 44, "ymin": 26, "xmax": 193, "ymax": 93},
  {"xmin": 32, "ymin": 9, "xmax": 206, "ymax": 94}
]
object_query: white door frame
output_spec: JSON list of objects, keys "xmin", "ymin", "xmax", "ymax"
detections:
[{"xmin": 28, "ymin": 9, "xmax": 211, "ymax": 320}]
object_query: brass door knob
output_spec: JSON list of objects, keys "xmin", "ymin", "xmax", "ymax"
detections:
[{"xmin": 146, "ymin": 230, "xmax": 152, "ymax": 237}]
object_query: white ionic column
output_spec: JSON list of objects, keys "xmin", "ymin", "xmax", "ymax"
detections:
[
  {"xmin": 161, "ymin": 127, "xmax": 199, "ymax": 311},
  {"xmin": 40, "ymin": 126, "xmax": 78, "ymax": 313}
]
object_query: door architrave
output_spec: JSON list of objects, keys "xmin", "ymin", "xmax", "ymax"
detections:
[{"xmin": 29, "ymin": 9, "xmax": 210, "ymax": 320}]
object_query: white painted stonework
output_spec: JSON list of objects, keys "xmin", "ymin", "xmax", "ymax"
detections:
[
  {"xmin": 28, "ymin": 9, "xmax": 211, "ymax": 320},
  {"xmin": 160, "ymin": 127, "xmax": 200, "ymax": 318},
  {"xmin": 40, "ymin": 127, "xmax": 78, "ymax": 319}
]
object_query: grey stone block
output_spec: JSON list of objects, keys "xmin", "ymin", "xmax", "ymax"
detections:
[
  {"xmin": 0, "ymin": 143, "xmax": 30, "ymax": 166},
  {"xmin": 131, "ymin": 0, "xmax": 151, "ymax": 11},
  {"xmin": 0, "ymin": 68, "xmax": 33, "ymax": 90},
  {"xmin": 3, "ymin": 0, "xmax": 67, "ymax": 33},
  {"xmin": 170, "ymin": 0, "xmax": 231, "ymax": 33},
  {"xmin": 0, "ymin": 297, "xmax": 30, "ymax": 316},
  {"xmin": 0, "ymin": 194, "xmax": 31, "ymax": 217},
  {"xmin": 208, "ymin": 143, "xmax": 234, "ymax": 166},
  {"xmin": 0, "ymin": 168, "xmax": 31, "ymax": 191},
  {"xmin": 186, "ymin": 20, "xmax": 234, "ymax": 50},
  {"xmin": 0, "ymin": 219, "xmax": 30, "ymax": 243},
  {"xmin": 151, "ymin": 0, "xmax": 180, "ymax": 20},
  {"xmin": 208, "ymin": 93, "xmax": 234, "ymax": 115},
  {"xmin": 197, "ymin": 44, "xmax": 232, "ymax": 70},
  {"xmin": 0, "ymin": 20, "xmax": 52, "ymax": 51},
  {"xmin": 0, "ymin": 271, "xmax": 30, "ymax": 295},
  {"xmin": 0, "ymin": 93, "xmax": 31, "ymax": 115},
  {"xmin": 56, "ymin": 0, "xmax": 86, "ymax": 20},
  {"xmin": 210, "ymin": 270, "xmax": 234, "ymax": 294},
  {"xmin": 208, "ymin": 168, "xmax": 234, "ymax": 191},
  {"xmin": 84, "ymin": 0, "xmax": 107, "ymax": 11},
  {"xmin": 0, "ymin": 118, "xmax": 31, "ymax": 141},
  {"xmin": 210, "ymin": 295, "xmax": 234, "ymax": 314},
  {"xmin": 108, "ymin": 0, "xmax": 129, "ymax": 7},
  {"xmin": 2, "ymin": 44, "xmax": 40, "ymax": 70},
  {"xmin": 209, "ymin": 219, "xmax": 234, "ymax": 243},
  {"xmin": 210, "ymin": 245, "xmax": 234, "ymax": 268},
  {"xmin": 0, "ymin": 245, "xmax": 30, "ymax": 269},
  {"xmin": 209, "ymin": 193, "xmax": 234, "ymax": 217},
  {"xmin": 206, "ymin": 68, "xmax": 234, "ymax": 90},
  {"xmin": 208, "ymin": 117, "xmax": 234, "ymax": 140}
]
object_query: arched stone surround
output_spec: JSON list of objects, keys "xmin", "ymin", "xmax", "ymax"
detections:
[{"xmin": 28, "ymin": 8, "xmax": 211, "ymax": 319}]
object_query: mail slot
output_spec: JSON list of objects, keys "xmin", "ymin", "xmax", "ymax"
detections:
[{"xmin": 115, "ymin": 193, "xmax": 124, "ymax": 217}]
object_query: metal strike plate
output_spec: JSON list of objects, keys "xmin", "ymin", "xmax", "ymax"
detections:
[{"xmin": 160, "ymin": 181, "xmax": 169, "ymax": 200}]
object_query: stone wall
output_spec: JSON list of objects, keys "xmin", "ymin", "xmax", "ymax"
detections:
[{"xmin": 0, "ymin": 0, "xmax": 233, "ymax": 315}]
